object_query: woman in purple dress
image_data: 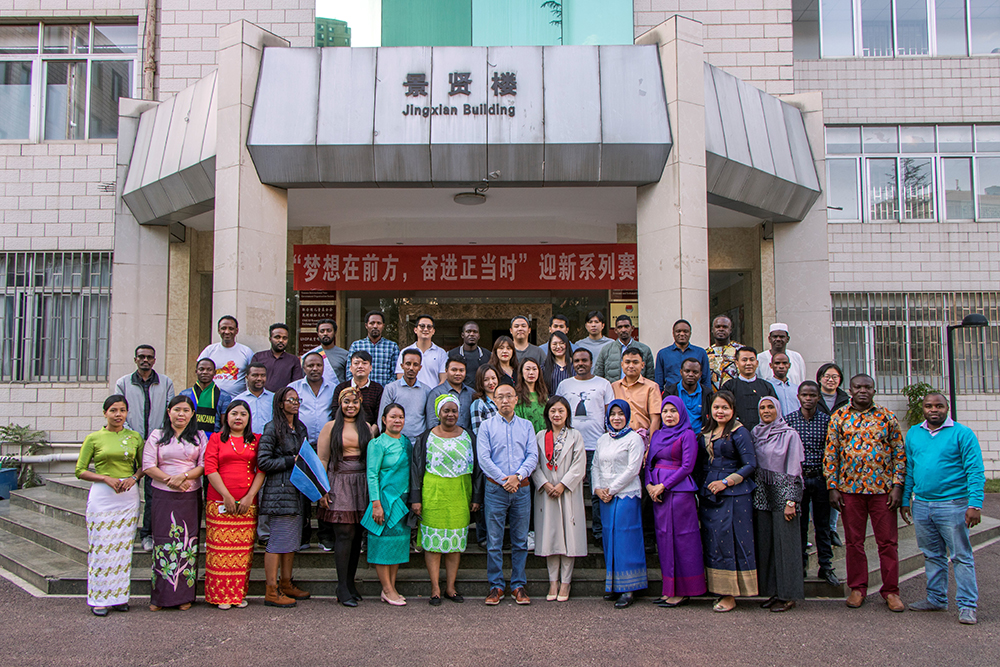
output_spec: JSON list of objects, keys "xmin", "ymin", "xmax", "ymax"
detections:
[{"xmin": 645, "ymin": 395, "xmax": 707, "ymax": 607}]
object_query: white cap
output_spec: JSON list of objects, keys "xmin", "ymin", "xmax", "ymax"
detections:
[{"xmin": 769, "ymin": 323, "xmax": 789, "ymax": 334}]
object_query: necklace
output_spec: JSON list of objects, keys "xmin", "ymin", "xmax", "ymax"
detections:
[{"xmin": 229, "ymin": 435, "xmax": 250, "ymax": 456}]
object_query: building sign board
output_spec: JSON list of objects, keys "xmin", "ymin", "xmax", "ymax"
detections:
[{"xmin": 294, "ymin": 245, "xmax": 638, "ymax": 292}]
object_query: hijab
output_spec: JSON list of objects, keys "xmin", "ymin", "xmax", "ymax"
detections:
[
  {"xmin": 605, "ymin": 399, "xmax": 633, "ymax": 439},
  {"xmin": 434, "ymin": 393, "xmax": 460, "ymax": 418},
  {"xmin": 751, "ymin": 396, "xmax": 804, "ymax": 478},
  {"xmin": 651, "ymin": 395, "xmax": 692, "ymax": 447}
]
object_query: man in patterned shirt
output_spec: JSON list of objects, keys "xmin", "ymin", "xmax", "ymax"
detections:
[
  {"xmin": 349, "ymin": 310, "xmax": 400, "ymax": 387},
  {"xmin": 706, "ymin": 315, "xmax": 742, "ymax": 390},
  {"xmin": 785, "ymin": 381, "xmax": 838, "ymax": 587},
  {"xmin": 824, "ymin": 374, "xmax": 906, "ymax": 612}
]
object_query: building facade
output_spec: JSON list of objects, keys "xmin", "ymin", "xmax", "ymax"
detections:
[{"xmin": 0, "ymin": 0, "xmax": 997, "ymax": 474}]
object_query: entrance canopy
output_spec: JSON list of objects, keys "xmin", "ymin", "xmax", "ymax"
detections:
[{"xmin": 246, "ymin": 45, "xmax": 672, "ymax": 188}]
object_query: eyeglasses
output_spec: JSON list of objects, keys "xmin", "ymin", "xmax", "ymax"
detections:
[
  {"xmin": 821, "ymin": 373, "xmax": 841, "ymax": 380},
  {"xmin": 284, "ymin": 398, "xmax": 301, "ymax": 404},
  {"xmin": 495, "ymin": 395, "xmax": 516, "ymax": 402},
  {"xmin": 416, "ymin": 324, "xmax": 434, "ymax": 330}
]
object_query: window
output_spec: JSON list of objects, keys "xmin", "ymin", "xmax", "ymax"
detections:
[
  {"xmin": 0, "ymin": 22, "xmax": 137, "ymax": 141},
  {"xmin": 795, "ymin": 0, "xmax": 1000, "ymax": 57},
  {"xmin": 0, "ymin": 252, "xmax": 112, "ymax": 382},
  {"xmin": 825, "ymin": 123, "xmax": 1000, "ymax": 222},
  {"xmin": 832, "ymin": 291, "xmax": 999, "ymax": 394}
]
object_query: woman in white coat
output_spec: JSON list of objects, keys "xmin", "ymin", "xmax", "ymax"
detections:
[{"xmin": 532, "ymin": 396, "xmax": 588, "ymax": 602}]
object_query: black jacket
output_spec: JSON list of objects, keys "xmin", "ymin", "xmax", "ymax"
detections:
[
  {"xmin": 817, "ymin": 388, "xmax": 850, "ymax": 416},
  {"xmin": 257, "ymin": 419, "xmax": 310, "ymax": 516},
  {"xmin": 408, "ymin": 428, "xmax": 484, "ymax": 507}
]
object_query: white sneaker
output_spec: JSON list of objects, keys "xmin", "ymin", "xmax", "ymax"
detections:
[
  {"xmin": 526, "ymin": 531, "xmax": 535, "ymax": 551},
  {"xmin": 141, "ymin": 537, "xmax": 153, "ymax": 552}
]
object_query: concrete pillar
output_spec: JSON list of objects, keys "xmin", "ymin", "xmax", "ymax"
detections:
[
  {"xmin": 213, "ymin": 21, "xmax": 290, "ymax": 353},
  {"xmin": 635, "ymin": 17, "xmax": 710, "ymax": 350},
  {"xmin": 109, "ymin": 98, "xmax": 170, "ymax": 390},
  {"xmin": 773, "ymin": 92, "xmax": 833, "ymax": 377}
]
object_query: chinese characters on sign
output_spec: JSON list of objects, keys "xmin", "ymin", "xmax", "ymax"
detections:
[
  {"xmin": 402, "ymin": 70, "xmax": 517, "ymax": 118},
  {"xmin": 294, "ymin": 245, "xmax": 638, "ymax": 292}
]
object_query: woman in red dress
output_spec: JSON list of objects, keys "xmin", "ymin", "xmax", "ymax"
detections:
[{"xmin": 204, "ymin": 400, "xmax": 266, "ymax": 609}]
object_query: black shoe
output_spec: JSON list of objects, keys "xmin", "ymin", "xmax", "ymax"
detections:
[
  {"xmin": 320, "ymin": 540, "xmax": 334, "ymax": 552},
  {"xmin": 656, "ymin": 597, "xmax": 689, "ymax": 608},
  {"xmin": 429, "ymin": 596, "xmax": 442, "ymax": 607},
  {"xmin": 831, "ymin": 532, "xmax": 843, "ymax": 547},
  {"xmin": 819, "ymin": 569, "xmax": 841, "ymax": 587},
  {"xmin": 614, "ymin": 593, "xmax": 634, "ymax": 609},
  {"xmin": 443, "ymin": 591, "xmax": 464, "ymax": 603},
  {"xmin": 91, "ymin": 606, "xmax": 108, "ymax": 617},
  {"xmin": 112, "ymin": 603, "xmax": 129, "ymax": 613},
  {"xmin": 257, "ymin": 538, "xmax": 269, "ymax": 548},
  {"xmin": 603, "ymin": 592, "xmax": 621, "ymax": 601},
  {"xmin": 339, "ymin": 597, "xmax": 358, "ymax": 607},
  {"xmin": 760, "ymin": 595, "xmax": 779, "ymax": 609},
  {"xmin": 477, "ymin": 540, "xmax": 487, "ymax": 549}
]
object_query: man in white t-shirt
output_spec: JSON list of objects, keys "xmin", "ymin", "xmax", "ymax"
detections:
[
  {"xmin": 199, "ymin": 315, "xmax": 254, "ymax": 396},
  {"xmin": 556, "ymin": 347, "xmax": 615, "ymax": 544}
]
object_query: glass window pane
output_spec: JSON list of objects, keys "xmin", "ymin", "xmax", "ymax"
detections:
[
  {"xmin": 44, "ymin": 61, "xmax": 87, "ymax": 140},
  {"xmin": 561, "ymin": 0, "xmax": 633, "ymax": 46},
  {"xmin": 827, "ymin": 126, "xmax": 862, "ymax": 153},
  {"xmin": 901, "ymin": 157, "xmax": 935, "ymax": 220},
  {"xmin": 0, "ymin": 61, "xmax": 32, "ymax": 140},
  {"xmin": 861, "ymin": 0, "xmax": 894, "ymax": 57},
  {"xmin": 975, "ymin": 125, "xmax": 1000, "ymax": 152},
  {"xmin": 869, "ymin": 157, "xmax": 899, "ymax": 220},
  {"xmin": 793, "ymin": 0, "xmax": 820, "ymax": 59},
  {"xmin": 317, "ymin": 0, "xmax": 381, "ymax": 47},
  {"xmin": 821, "ymin": 0, "xmax": 856, "ymax": 56},
  {"xmin": 863, "ymin": 126, "xmax": 898, "ymax": 153},
  {"xmin": 969, "ymin": 0, "xmax": 1000, "ymax": 54},
  {"xmin": 943, "ymin": 157, "xmax": 974, "ymax": 220},
  {"xmin": 895, "ymin": 0, "xmax": 929, "ymax": 55},
  {"xmin": 0, "ymin": 24, "xmax": 39, "ymax": 54},
  {"xmin": 976, "ymin": 157, "xmax": 1000, "ymax": 218},
  {"xmin": 900, "ymin": 126, "xmax": 934, "ymax": 152},
  {"xmin": 471, "ymin": 0, "xmax": 562, "ymax": 46},
  {"xmin": 381, "ymin": 0, "xmax": 472, "ymax": 46},
  {"xmin": 92, "ymin": 24, "xmax": 138, "ymax": 54},
  {"xmin": 939, "ymin": 125, "xmax": 973, "ymax": 153},
  {"xmin": 935, "ymin": 0, "xmax": 969, "ymax": 55},
  {"xmin": 89, "ymin": 61, "xmax": 131, "ymax": 139},
  {"xmin": 42, "ymin": 24, "xmax": 89, "ymax": 54},
  {"xmin": 827, "ymin": 158, "xmax": 861, "ymax": 220}
]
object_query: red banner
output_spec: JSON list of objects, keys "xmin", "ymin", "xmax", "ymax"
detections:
[{"xmin": 293, "ymin": 244, "xmax": 638, "ymax": 291}]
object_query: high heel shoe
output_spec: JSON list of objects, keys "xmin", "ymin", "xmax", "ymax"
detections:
[
  {"xmin": 556, "ymin": 584, "xmax": 571, "ymax": 602},
  {"xmin": 381, "ymin": 591, "xmax": 406, "ymax": 606}
]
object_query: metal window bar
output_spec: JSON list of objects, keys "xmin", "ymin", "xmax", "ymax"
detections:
[
  {"xmin": 832, "ymin": 291, "xmax": 1000, "ymax": 394},
  {"xmin": 0, "ymin": 252, "xmax": 112, "ymax": 382}
]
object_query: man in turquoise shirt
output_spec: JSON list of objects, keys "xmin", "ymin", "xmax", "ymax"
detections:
[{"xmin": 900, "ymin": 392, "xmax": 985, "ymax": 625}]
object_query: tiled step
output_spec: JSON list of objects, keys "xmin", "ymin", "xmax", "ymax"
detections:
[
  {"xmin": 10, "ymin": 487, "xmax": 88, "ymax": 529},
  {"xmin": 0, "ymin": 529, "xmax": 86, "ymax": 595}
]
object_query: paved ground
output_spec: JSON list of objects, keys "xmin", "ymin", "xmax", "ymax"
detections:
[{"xmin": 2, "ymin": 497, "xmax": 999, "ymax": 666}]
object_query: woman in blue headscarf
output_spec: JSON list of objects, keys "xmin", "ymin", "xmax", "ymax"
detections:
[
  {"xmin": 592, "ymin": 399, "xmax": 647, "ymax": 608},
  {"xmin": 645, "ymin": 395, "xmax": 707, "ymax": 607}
]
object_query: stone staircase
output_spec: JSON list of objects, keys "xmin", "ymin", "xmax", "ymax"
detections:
[{"xmin": 1, "ymin": 476, "xmax": 998, "ymax": 600}]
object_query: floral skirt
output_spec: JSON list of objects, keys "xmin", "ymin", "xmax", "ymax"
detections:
[
  {"xmin": 150, "ymin": 487, "xmax": 200, "ymax": 608},
  {"xmin": 204, "ymin": 500, "xmax": 257, "ymax": 605}
]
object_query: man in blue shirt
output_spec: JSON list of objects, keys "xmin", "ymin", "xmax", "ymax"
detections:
[
  {"xmin": 232, "ymin": 362, "xmax": 274, "ymax": 433},
  {"xmin": 655, "ymin": 318, "xmax": 710, "ymax": 393},
  {"xmin": 477, "ymin": 383, "xmax": 538, "ymax": 606},
  {"xmin": 901, "ymin": 392, "xmax": 985, "ymax": 625},
  {"xmin": 765, "ymin": 352, "xmax": 800, "ymax": 414},
  {"xmin": 664, "ymin": 358, "xmax": 709, "ymax": 433},
  {"xmin": 287, "ymin": 352, "xmax": 335, "ymax": 446}
]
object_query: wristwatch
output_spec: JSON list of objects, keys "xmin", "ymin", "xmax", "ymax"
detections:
[
  {"xmin": 785, "ymin": 500, "xmax": 796, "ymax": 508},
  {"xmin": 515, "ymin": 474, "xmax": 523, "ymax": 482}
]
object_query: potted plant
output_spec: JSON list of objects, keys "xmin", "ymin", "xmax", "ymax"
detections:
[
  {"xmin": 0, "ymin": 424, "xmax": 50, "ymax": 493},
  {"xmin": 900, "ymin": 382, "xmax": 937, "ymax": 429}
]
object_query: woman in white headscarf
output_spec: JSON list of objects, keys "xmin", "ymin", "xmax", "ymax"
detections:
[{"xmin": 751, "ymin": 396, "xmax": 805, "ymax": 613}]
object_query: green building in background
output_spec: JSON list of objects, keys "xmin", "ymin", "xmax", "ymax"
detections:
[{"xmin": 316, "ymin": 17, "xmax": 351, "ymax": 47}]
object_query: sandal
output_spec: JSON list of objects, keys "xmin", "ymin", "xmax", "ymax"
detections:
[
  {"xmin": 178, "ymin": 603, "xmax": 192, "ymax": 611},
  {"xmin": 148, "ymin": 605, "xmax": 162, "ymax": 612},
  {"xmin": 236, "ymin": 600, "xmax": 249, "ymax": 608},
  {"xmin": 713, "ymin": 597, "xmax": 736, "ymax": 613}
]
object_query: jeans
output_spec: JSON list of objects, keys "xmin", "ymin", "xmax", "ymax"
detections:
[
  {"xmin": 585, "ymin": 450, "xmax": 602, "ymax": 540},
  {"xmin": 912, "ymin": 498, "xmax": 978, "ymax": 610},
  {"xmin": 484, "ymin": 482, "xmax": 530, "ymax": 590},
  {"xmin": 800, "ymin": 475, "xmax": 833, "ymax": 572},
  {"xmin": 842, "ymin": 493, "xmax": 899, "ymax": 598}
]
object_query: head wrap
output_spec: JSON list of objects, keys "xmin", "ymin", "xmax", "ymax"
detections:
[
  {"xmin": 605, "ymin": 399, "xmax": 633, "ymax": 439},
  {"xmin": 751, "ymin": 396, "xmax": 804, "ymax": 478},
  {"xmin": 338, "ymin": 386, "xmax": 360, "ymax": 405},
  {"xmin": 434, "ymin": 393, "xmax": 460, "ymax": 418},
  {"xmin": 652, "ymin": 395, "xmax": 692, "ymax": 445}
]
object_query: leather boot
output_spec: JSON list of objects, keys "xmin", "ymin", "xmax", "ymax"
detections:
[
  {"xmin": 265, "ymin": 584, "xmax": 296, "ymax": 608},
  {"xmin": 280, "ymin": 578, "xmax": 311, "ymax": 600}
]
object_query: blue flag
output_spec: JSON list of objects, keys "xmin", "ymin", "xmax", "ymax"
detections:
[{"xmin": 289, "ymin": 438, "xmax": 330, "ymax": 502}]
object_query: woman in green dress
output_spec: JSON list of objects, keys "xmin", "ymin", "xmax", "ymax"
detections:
[
  {"xmin": 514, "ymin": 357, "xmax": 549, "ymax": 434},
  {"xmin": 410, "ymin": 394, "xmax": 484, "ymax": 606},
  {"xmin": 363, "ymin": 403, "xmax": 412, "ymax": 606}
]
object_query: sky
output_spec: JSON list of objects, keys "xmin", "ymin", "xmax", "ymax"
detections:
[{"xmin": 315, "ymin": 0, "xmax": 381, "ymax": 47}]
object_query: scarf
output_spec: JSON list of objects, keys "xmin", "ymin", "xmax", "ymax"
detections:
[
  {"xmin": 605, "ymin": 399, "xmax": 633, "ymax": 439},
  {"xmin": 193, "ymin": 383, "xmax": 219, "ymax": 432},
  {"xmin": 544, "ymin": 426, "xmax": 569, "ymax": 471},
  {"xmin": 751, "ymin": 396, "xmax": 804, "ymax": 478},
  {"xmin": 435, "ymin": 393, "xmax": 460, "ymax": 417}
]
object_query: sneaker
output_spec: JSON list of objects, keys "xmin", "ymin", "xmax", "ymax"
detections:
[
  {"xmin": 526, "ymin": 531, "xmax": 535, "ymax": 551},
  {"xmin": 959, "ymin": 608, "xmax": 978, "ymax": 625},
  {"xmin": 909, "ymin": 599, "xmax": 947, "ymax": 612},
  {"xmin": 320, "ymin": 540, "xmax": 334, "ymax": 552},
  {"xmin": 299, "ymin": 543, "xmax": 311, "ymax": 551},
  {"xmin": 141, "ymin": 537, "xmax": 153, "ymax": 552}
]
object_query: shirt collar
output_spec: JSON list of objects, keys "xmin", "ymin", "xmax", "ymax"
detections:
[
  {"xmin": 737, "ymin": 375, "xmax": 756, "ymax": 383},
  {"xmin": 620, "ymin": 375, "xmax": 645, "ymax": 388},
  {"xmin": 132, "ymin": 370, "xmax": 159, "ymax": 386},
  {"xmin": 920, "ymin": 416, "xmax": 954, "ymax": 434},
  {"xmin": 352, "ymin": 377, "xmax": 371, "ymax": 389},
  {"xmin": 678, "ymin": 381, "xmax": 701, "ymax": 396}
]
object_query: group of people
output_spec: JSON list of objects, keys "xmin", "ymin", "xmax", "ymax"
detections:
[{"xmin": 74, "ymin": 310, "xmax": 985, "ymax": 624}]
